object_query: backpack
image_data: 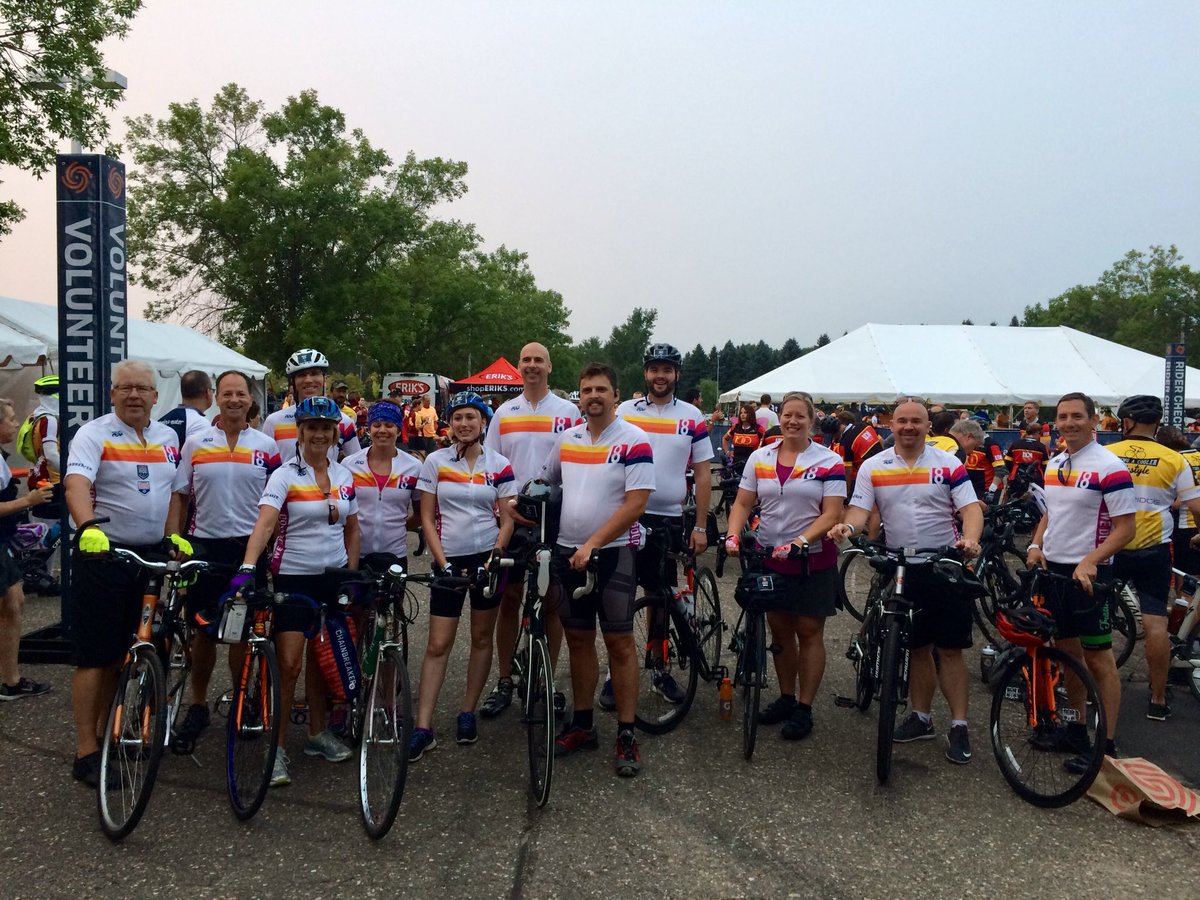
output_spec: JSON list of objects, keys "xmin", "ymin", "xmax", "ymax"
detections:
[{"xmin": 16, "ymin": 415, "xmax": 38, "ymax": 463}]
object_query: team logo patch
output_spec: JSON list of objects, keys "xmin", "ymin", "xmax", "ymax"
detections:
[
  {"xmin": 252, "ymin": 450, "xmax": 268, "ymax": 468},
  {"xmin": 136, "ymin": 463, "xmax": 151, "ymax": 494},
  {"xmin": 111, "ymin": 431, "xmax": 124, "ymax": 438},
  {"xmin": 163, "ymin": 446, "xmax": 180, "ymax": 465},
  {"xmin": 553, "ymin": 416, "xmax": 572, "ymax": 433}
]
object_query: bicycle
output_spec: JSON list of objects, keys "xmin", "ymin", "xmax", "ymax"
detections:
[
  {"xmin": 969, "ymin": 497, "xmax": 1034, "ymax": 646},
  {"xmin": 989, "ymin": 571, "xmax": 1108, "ymax": 807},
  {"xmin": 1168, "ymin": 568, "xmax": 1200, "ymax": 702}
]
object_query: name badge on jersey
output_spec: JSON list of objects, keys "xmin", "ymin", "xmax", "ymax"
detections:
[{"xmin": 136, "ymin": 463, "xmax": 150, "ymax": 494}]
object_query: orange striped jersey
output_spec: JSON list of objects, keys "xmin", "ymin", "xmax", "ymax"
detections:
[
  {"xmin": 485, "ymin": 392, "xmax": 582, "ymax": 483},
  {"xmin": 173, "ymin": 425, "xmax": 281, "ymax": 539},
  {"xmin": 259, "ymin": 458, "xmax": 358, "ymax": 575},
  {"xmin": 417, "ymin": 445, "xmax": 516, "ymax": 557},
  {"xmin": 341, "ymin": 447, "xmax": 422, "ymax": 557},
  {"xmin": 738, "ymin": 441, "xmax": 845, "ymax": 550},
  {"xmin": 261, "ymin": 403, "xmax": 360, "ymax": 463},
  {"xmin": 540, "ymin": 418, "xmax": 655, "ymax": 550},
  {"xmin": 1042, "ymin": 440, "xmax": 1135, "ymax": 564},
  {"xmin": 850, "ymin": 445, "xmax": 977, "ymax": 548},
  {"xmin": 63, "ymin": 412, "xmax": 181, "ymax": 546},
  {"xmin": 1105, "ymin": 436, "xmax": 1199, "ymax": 549},
  {"xmin": 836, "ymin": 422, "xmax": 884, "ymax": 487},
  {"xmin": 616, "ymin": 397, "xmax": 713, "ymax": 516}
]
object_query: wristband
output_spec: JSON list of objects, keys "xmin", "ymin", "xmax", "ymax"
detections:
[
  {"xmin": 1027, "ymin": 543, "xmax": 1041, "ymax": 551},
  {"xmin": 692, "ymin": 527, "xmax": 707, "ymax": 534},
  {"xmin": 238, "ymin": 565, "xmax": 255, "ymax": 573},
  {"xmin": 846, "ymin": 524, "xmax": 857, "ymax": 536},
  {"xmin": 798, "ymin": 535, "xmax": 810, "ymax": 547}
]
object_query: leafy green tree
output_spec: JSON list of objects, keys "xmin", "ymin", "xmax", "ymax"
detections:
[
  {"xmin": 698, "ymin": 377, "xmax": 719, "ymax": 411},
  {"xmin": 0, "ymin": 0, "xmax": 142, "ymax": 236}
]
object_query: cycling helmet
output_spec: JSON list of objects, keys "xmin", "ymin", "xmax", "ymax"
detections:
[
  {"xmin": 366, "ymin": 400, "xmax": 405, "ymax": 427},
  {"xmin": 516, "ymin": 479, "xmax": 562, "ymax": 545},
  {"xmin": 285, "ymin": 348, "xmax": 329, "ymax": 376},
  {"xmin": 995, "ymin": 605, "xmax": 1058, "ymax": 648},
  {"xmin": 33, "ymin": 375, "xmax": 59, "ymax": 394},
  {"xmin": 1116, "ymin": 394, "xmax": 1162, "ymax": 425},
  {"xmin": 293, "ymin": 395, "xmax": 342, "ymax": 423},
  {"xmin": 445, "ymin": 391, "xmax": 492, "ymax": 422},
  {"xmin": 643, "ymin": 343, "xmax": 682, "ymax": 369}
]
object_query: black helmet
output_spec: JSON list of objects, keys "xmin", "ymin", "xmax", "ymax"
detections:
[
  {"xmin": 643, "ymin": 343, "xmax": 682, "ymax": 369},
  {"xmin": 1117, "ymin": 394, "xmax": 1163, "ymax": 425},
  {"xmin": 517, "ymin": 479, "xmax": 562, "ymax": 545}
]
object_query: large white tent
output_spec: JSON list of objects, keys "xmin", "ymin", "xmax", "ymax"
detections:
[
  {"xmin": 719, "ymin": 324, "xmax": 1200, "ymax": 407},
  {"xmin": 0, "ymin": 295, "xmax": 269, "ymax": 420}
]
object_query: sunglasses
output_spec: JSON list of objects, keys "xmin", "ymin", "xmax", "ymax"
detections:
[
  {"xmin": 1057, "ymin": 452, "xmax": 1072, "ymax": 486},
  {"xmin": 327, "ymin": 490, "xmax": 340, "ymax": 525}
]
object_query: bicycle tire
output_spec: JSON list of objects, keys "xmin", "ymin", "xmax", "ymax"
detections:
[
  {"xmin": 349, "ymin": 608, "xmax": 382, "ymax": 746},
  {"xmin": 98, "ymin": 646, "xmax": 168, "ymax": 840},
  {"xmin": 525, "ymin": 636, "xmax": 554, "ymax": 807},
  {"xmin": 163, "ymin": 622, "xmax": 192, "ymax": 749},
  {"xmin": 989, "ymin": 646, "xmax": 1106, "ymax": 807},
  {"xmin": 741, "ymin": 612, "xmax": 765, "ymax": 760},
  {"xmin": 854, "ymin": 605, "xmax": 880, "ymax": 712},
  {"xmin": 875, "ymin": 617, "xmax": 902, "ymax": 785},
  {"xmin": 226, "ymin": 641, "xmax": 281, "ymax": 821},
  {"xmin": 1189, "ymin": 664, "xmax": 1200, "ymax": 703},
  {"xmin": 693, "ymin": 566, "xmax": 723, "ymax": 675},
  {"xmin": 359, "ymin": 646, "xmax": 412, "ymax": 838},
  {"xmin": 631, "ymin": 596, "xmax": 698, "ymax": 734},
  {"xmin": 838, "ymin": 553, "xmax": 873, "ymax": 622},
  {"xmin": 1112, "ymin": 588, "xmax": 1138, "ymax": 669}
]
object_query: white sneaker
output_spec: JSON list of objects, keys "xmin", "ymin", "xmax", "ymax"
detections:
[
  {"xmin": 303, "ymin": 729, "xmax": 352, "ymax": 762},
  {"xmin": 270, "ymin": 750, "xmax": 291, "ymax": 787}
]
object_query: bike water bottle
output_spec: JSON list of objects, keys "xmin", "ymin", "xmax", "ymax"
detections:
[
  {"xmin": 979, "ymin": 645, "xmax": 996, "ymax": 684},
  {"xmin": 719, "ymin": 677, "xmax": 733, "ymax": 721},
  {"xmin": 1168, "ymin": 597, "xmax": 1190, "ymax": 634},
  {"xmin": 676, "ymin": 589, "xmax": 695, "ymax": 617}
]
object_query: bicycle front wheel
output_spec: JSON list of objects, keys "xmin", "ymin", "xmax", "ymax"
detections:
[
  {"xmin": 875, "ymin": 618, "xmax": 902, "ymax": 785},
  {"xmin": 98, "ymin": 646, "xmax": 168, "ymax": 840},
  {"xmin": 227, "ymin": 640, "xmax": 281, "ymax": 821},
  {"xmin": 359, "ymin": 646, "xmax": 412, "ymax": 838},
  {"xmin": 632, "ymin": 596, "xmax": 698, "ymax": 734},
  {"xmin": 990, "ymin": 646, "xmax": 1106, "ymax": 807},
  {"xmin": 525, "ymin": 636, "xmax": 554, "ymax": 807},
  {"xmin": 741, "ymin": 612, "xmax": 765, "ymax": 760},
  {"xmin": 693, "ymin": 566, "xmax": 723, "ymax": 675},
  {"xmin": 838, "ymin": 553, "xmax": 873, "ymax": 622}
]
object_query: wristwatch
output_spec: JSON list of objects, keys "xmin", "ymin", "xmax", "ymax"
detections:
[{"xmin": 1027, "ymin": 543, "xmax": 1041, "ymax": 551}]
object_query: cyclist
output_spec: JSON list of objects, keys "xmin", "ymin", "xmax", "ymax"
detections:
[
  {"xmin": 235, "ymin": 396, "xmax": 360, "ymax": 786},
  {"xmin": 541, "ymin": 362, "xmax": 654, "ymax": 777},
  {"xmin": 722, "ymin": 402, "xmax": 764, "ymax": 477},
  {"xmin": 339, "ymin": 400, "xmax": 422, "ymax": 574},
  {"xmin": 22, "ymin": 374, "xmax": 62, "ymax": 517},
  {"xmin": 329, "ymin": 379, "xmax": 355, "ymax": 420},
  {"xmin": 949, "ymin": 419, "xmax": 1006, "ymax": 503},
  {"xmin": 167, "ymin": 370, "xmax": 281, "ymax": 752},
  {"xmin": 410, "ymin": 392, "xmax": 516, "ymax": 759},
  {"xmin": 725, "ymin": 392, "xmax": 845, "ymax": 740},
  {"xmin": 755, "ymin": 394, "xmax": 780, "ymax": 431},
  {"xmin": 260, "ymin": 348, "xmax": 359, "ymax": 462},
  {"xmin": 829, "ymin": 400, "xmax": 983, "ymax": 764},
  {"xmin": 926, "ymin": 410, "xmax": 960, "ymax": 455},
  {"xmin": 601, "ymin": 343, "xmax": 713, "ymax": 708},
  {"xmin": 1166, "ymin": 425, "xmax": 1200, "ymax": 574},
  {"xmin": 63, "ymin": 360, "xmax": 188, "ymax": 787},
  {"xmin": 479, "ymin": 342, "xmax": 581, "ymax": 720},
  {"xmin": 0, "ymin": 396, "xmax": 53, "ymax": 701},
  {"xmin": 158, "ymin": 370, "xmax": 213, "ymax": 448},
  {"xmin": 1025, "ymin": 392, "xmax": 1135, "ymax": 763},
  {"xmin": 1105, "ymin": 395, "xmax": 1200, "ymax": 721},
  {"xmin": 1004, "ymin": 420, "xmax": 1050, "ymax": 487}
]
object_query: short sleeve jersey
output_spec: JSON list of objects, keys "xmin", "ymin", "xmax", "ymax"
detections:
[
  {"xmin": 341, "ymin": 447, "xmax": 422, "ymax": 557},
  {"xmin": 485, "ymin": 392, "xmax": 582, "ymax": 485},
  {"xmin": 259, "ymin": 458, "xmax": 358, "ymax": 575},
  {"xmin": 839, "ymin": 422, "xmax": 884, "ymax": 485},
  {"xmin": 417, "ymin": 445, "xmax": 516, "ymax": 557},
  {"xmin": 1104, "ymin": 436, "xmax": 1199, "ymax": 549},
  {"xmin": 541, "ymin": 418, "xmax": 655, "ymax": 550},
  {"xmin": 739, "ymin": 441, "xmax": 845, "ymax": 548},
  {"xmin": 926, "ymin": 434, "xmax": 959, "ymax": 455},
  {"xmin": 1042, "ymin": 440, "xmax": 1136, "ymax": 565},
  {"xmin": 1180, "ymin": 448, "xmax": 1200, "ymax": 530},
  {"xmin": 1005, "ymin": 437, "xmax": 1050, "ymax": 487},
  {"xmin": 64, "ymin": 412, "xmax": 181, "ymax": 546},
  {"xmin": 260, "ymin": 406, "xmax": 360, "ymax": 464},
  {"xmin": 616, "ymin": 397, "xmax": 713, "ymax": 517},
  {"xmin": 964, "ymin": 436, "xmax": 1006, "ymax": 498},
  {"xmin": 173, "ymin": 425, "xmax": 281, "ymax": 539},
  {"xmin": 755, "ymin": 407, "xmax": 780, "ymax": 431},
  {"xmin": 414, "ymin": 407, "xmax": 438, "ymax": 438},
  {"xmin": 850, "ymin": 445, "xmax": 978, "ymax": 548}
]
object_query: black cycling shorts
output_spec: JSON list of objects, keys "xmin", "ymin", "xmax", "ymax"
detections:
[
  {"xmin": 429, "ymin": 550, "xmax": 499, "ymax": 618},
  {"xmin": 1113, "ymin": 543, "xmax": 1171, "ymax": 617},
  {"xmin": 764, "ymin": 565, "xmax": 839, "ymax": 619},
  {"xmin": 70, "ymin": 544, "xmax": 158, "ymax": 668},
  {"xmin": 0, "ymin": 544, "xmax": 22, "ymax": 593},
  {"xmin": 551, "ymin": 545, "xmax": 637, "ymax": 634},
  {"xmin": 361, "ymin": 552, "xmax": 406, "ymax": 575},
  {"xmin": 1042, "ymin": 562, "xmax": 1115, "ymax": 651},
  {"xmin": 272, "ymin": 572, "xmax": 338, "ymax": 634},
  {"xmin": 186, "ymin": 536, "xmax": 267, "ymax": 620},
  {"xmin": 635, "ymin": 514, "xmax": 682, "ymax": 592},
  {"xmin": 905, "ymin": 564, "xmax": 974, "ymax": 651},
  {"xmin": 1173, "ymin": 528, "xmax": 1200, "ymax": 582}
]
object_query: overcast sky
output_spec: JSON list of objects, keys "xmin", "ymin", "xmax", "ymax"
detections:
[{"xmin": 1, "ymin": 1, "xmax": 1197, "ymax": 354}]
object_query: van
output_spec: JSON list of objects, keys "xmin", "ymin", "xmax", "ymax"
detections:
[{"xmin": 382, "ymin": 372, "xmax": 451, "ymax": 410}]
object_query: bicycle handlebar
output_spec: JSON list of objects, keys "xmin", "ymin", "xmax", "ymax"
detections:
[
  {"xmin": 572, "ymin": 550, "xmax": 601, "ymax": 600},
  {"xmin": 109, "ymin": 547, "xmax": 211, "ymax": 577}
]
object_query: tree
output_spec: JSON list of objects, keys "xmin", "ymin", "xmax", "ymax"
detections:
[
  {"xmin": 698, "ymin": 377, "xmax": 719, "ymax": 412},
  {"xmin": 0, "ymin": 0, "xmax": 142, "ymax": 237},
  {"xmin": 816, "ymin": 334, "xmax": 831, "ymax": 347},
  {"xmin": 604, "ymin": 307, "xmax": 658, "ymax": 396},
  {"xmin": 1009, "ymin": 315, "xmax": 1020, "ymax": 327},
  {"xmin": 778, "ymin": 338, "xmax": 803, "ymax": 364}
]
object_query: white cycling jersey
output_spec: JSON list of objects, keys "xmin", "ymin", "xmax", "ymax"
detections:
[
  {"xmin": 1042, "ymin": 439, "xmax": 1136, "ymax": 565},
  {"xmin": 485, "ymin": 392, "xmax": 581, "ymax": 484},
  {"xmin": 173, "ymin": 425, "xmax": 281, "ymax": 539},
  {"xmin": 341, "ymin": 447, "xmax": 422, "ymax": 557},
  {"xmin": 259, "ymin": 458, "xmax": 358, "ymax": 575},
  {"xmin": 850, "ymin": 445, "xmax": 977, "ymax": 548},
  {"xmin": 738, "ymin": 441, "xmax": 845, "ymax": 548},
  {"xmin": 616, "ymin": 396, "xmax": 713, "ymax": 517},
  {"xmin": 261, "ymin": 406, "xmax": 360, "ymax": 463},
  {"xmin": 417, "ymin": 445, "xmax": 517, "ymax": 557}
]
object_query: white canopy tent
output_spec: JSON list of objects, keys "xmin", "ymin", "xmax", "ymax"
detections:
[
  {"xmin": 719, "ymin": 324, "xmax": 1200, "ymax": 407},
  {"xmin": 0, "ymin": 295, "xmax": 269, "ymax": 419}
]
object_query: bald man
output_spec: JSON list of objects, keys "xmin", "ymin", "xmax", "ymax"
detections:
[{"xmin": 479, "ymin": 342, "xmax": 582, "ymax": 718}]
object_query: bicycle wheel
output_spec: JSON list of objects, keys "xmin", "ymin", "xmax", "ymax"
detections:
[
  {"xmin": 1112, "ymin": 588, "xmax": 1138, "ymax": 669},
  {"xmin": 162, "ymin": 622, "xmax": 191, "ymax": 749},
  {"xmin": 227, "ymin": 641, "xmax": 281, "ymax": 821},
  {"xmin": 525, "ymin": 636, "xmax": 554, "ymax": 807},
  {"xmin": 838, "ymin": 553, "xmax": 874, "ymax": 622},
  {"xmin": 632, "ymin": 596, "xmax": 698, "ymax": 734},
  {"xmin": 693, "ymin": 566, "xmax": 723, "ymax": 674},
  {"xmin": 349, "ymin": 609, "xmax": 382, "ymax": 746},
  {"xmin": 359, "ymin": 646, "xmax": 412, "ymax": 838},
  {"xmin": 98, "ymin": 646, "xmax": 168, "ymax": 840},
  {"xmin": 741, "ymin": 612, "xmax": 765, "ymax": 760},
  {"xmin": 990, "ymin": 646, "xmax": 1106, "ymax": 807},
  {"xmin": 854, "ymin": 605, "xmax": 880, "ymax": 712},
  {"xmin": 1189, "ymin": 664, "xmax": 1200, "ymax": 703},
  {"xmin": 875, "ymin": 617, "xmax": 902, "ymax": 785}
]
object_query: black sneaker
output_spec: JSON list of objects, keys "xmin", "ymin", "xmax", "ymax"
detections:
[
  {"xmin": 781, "ymin": 705, "xmax": 813, "ymax": 741},
  {"xmin": 1147, "ymin": 701, "xmax": 1172, "ymax": 721},
  {"xmin": 651, "ymin": 672, "xmax": 687, "ymax": 705},
  {"xmin": 0, "ymin": 677, "xmax": 50, "ymax": 701},
  {"xmin": 71, "ymin": 751, "xmax": 116, "ymax": 788},
  {"xmin": 893, "ymin": 712, "xmax": 936, "ymax": 743},
  {"xmin": 171, "ymin": 703, "xmax": 210, "ymax": 753},
  {"xmin": 614, "ymin": 730, "xmax": 641, "ymax": 777},
  {"xmin": 479, "ymin": 679, "xmax": 513, "ymax": 719},
  {"xmin": 945, "ymin": 725, "xmax": 972, "ymax": 764},
  {"xmin": 456, "ymin": 711, "xmax": 478, "ymax": 745},
  {"xmin": 759, "ymin": 694, "xmax": 797, "ymax": 725}
]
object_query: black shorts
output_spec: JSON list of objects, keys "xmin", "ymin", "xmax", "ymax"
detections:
[
  {"xmin": 764, "ymin": 565, "xmax": 839, "ymax": 619},
  {"xmin": 552, "ymin": 545, "xmax": 637, "ymax": 634},
  {"xmin": 429, "ymin": 550, "xmax": 499, "ymax": 618},
  {"xmin": 1113, "ymin": 543, "xmax": 1171, "ymax": 617},
  {"xmin": 69, "ymin": 544, "xmax": 158, "ymax": 668},
  {"xmin": 186, "ymin": 536, "xmax": 267, "ymax": 620},
  {"xmin": 635, "ymin": 515, "xmax": 682, "ymax": 592},
  {"xmin": 1043, "ymin": 562, "xmax": 1115, "ymax": 651},
  {"xmin": 272, "ymin": 572, "xmax": 338, "ymax": 634},
  {"xmin": 361, "ymin": 552, "xmax": 406, "ymax": 575},
  {"xmin": 0, "ymin": 544, "xmax": 22, "ymax": 592},
  {"xmin": 906, "ymin": 564, "xmax": 974, "ymax": 651},
  {"xmin": 1173, "ymin": 528, "xmax": 1200, "ymax": 580}
]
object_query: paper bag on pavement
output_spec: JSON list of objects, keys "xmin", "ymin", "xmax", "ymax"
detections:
[{"xmin": 1086, "ymin": 756, "xmax": 1200, "ymax": 826}]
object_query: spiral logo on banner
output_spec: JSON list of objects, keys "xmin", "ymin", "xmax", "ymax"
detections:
[
  {"xmin": 1111, "ymin": 758, "xmax": 1199, "ymax": 815},
  {"xmin": 107, "ymin": 167, "xmax": 124, "ymax": 200},
  {"xmin": 60, "ymin": 162, "xmax": 91, "ymax": 194}
]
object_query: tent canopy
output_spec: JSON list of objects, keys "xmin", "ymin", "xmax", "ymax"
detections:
[
  {"xmin": 450, "ymin": 357, "xmax": 521, "ymax": 393},
  {"xmin": 719, "ymin": 324, "xmax": 1200, "ymax": 407},
  {"xmin": 0, "ymin": 322, "xmax": 48, "ymax": 370}
]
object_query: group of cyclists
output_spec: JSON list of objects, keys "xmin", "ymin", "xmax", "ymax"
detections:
[{"xmin": 12, "ymin": 333, "xmax": 1191, "ymax": 793}]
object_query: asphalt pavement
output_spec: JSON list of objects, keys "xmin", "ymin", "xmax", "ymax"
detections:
[{"xmin": 2, "ymin": 547, "xmax": 1198, "ymax": 899}]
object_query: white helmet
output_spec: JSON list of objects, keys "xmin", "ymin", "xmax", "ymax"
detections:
[{"xmin": 285, "ymin": 348, "xmax": 329, "ymax": 375}]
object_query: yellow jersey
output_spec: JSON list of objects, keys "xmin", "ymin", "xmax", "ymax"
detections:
[{"xmin": 1106, "ymin": 436, "xmax": 1200, "ymax": 549}]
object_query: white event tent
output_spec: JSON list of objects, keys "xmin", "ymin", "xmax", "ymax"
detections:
[
  {"xmin": 719, "ymin": 324, "xmax": 1200, "ymax": 407},
  {"xmin": 0, "ymin": 295, "xmax": 269, "ymax": 422}
]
